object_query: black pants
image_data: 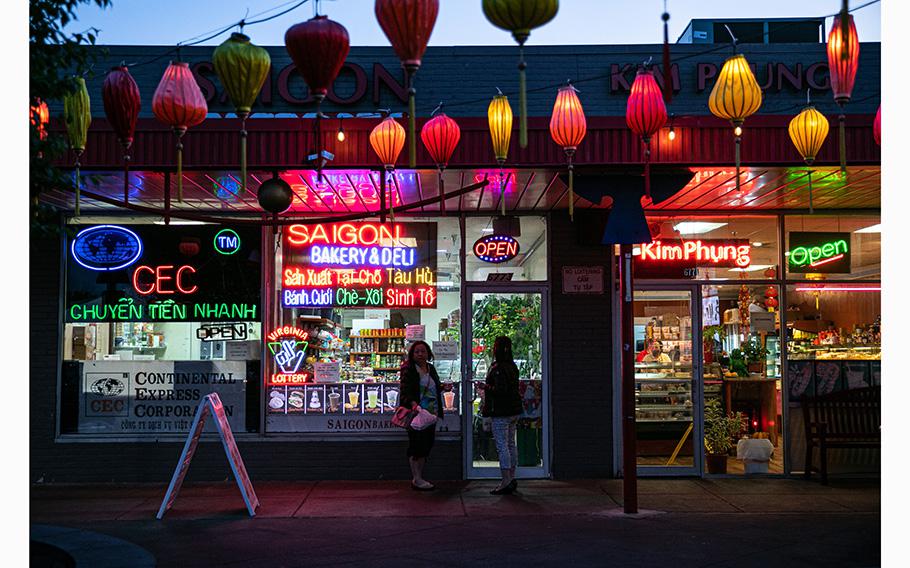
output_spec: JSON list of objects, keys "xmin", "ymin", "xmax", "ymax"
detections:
[{"xmin": 406, "ymin": 425, "xmax": 436, "ymax": 458}]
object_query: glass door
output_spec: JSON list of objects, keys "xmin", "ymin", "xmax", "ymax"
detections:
[
  {"xmin": 465, "ymin": 287, "xmax": 548, "ymax": 479},
  {"xmin": 633, "ymin": 288, "xmax": 702, "ymax": 476}
]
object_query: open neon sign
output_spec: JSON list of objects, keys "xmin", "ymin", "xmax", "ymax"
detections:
[
  {"xmin": 788, "ymin": 239, "xmax": 848, "ymax": 268},
  {"xmin": 473, "ymin": 234, "xmax": 520, "ymax": 264},
  {"xmin": 787, "ymin": 232, "xmax": 852, "ymax": 274}
]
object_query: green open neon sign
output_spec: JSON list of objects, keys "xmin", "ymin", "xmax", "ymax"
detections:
[{"xmin": 788, "ymin": 239, "xmax": 849, "ymax": 268}]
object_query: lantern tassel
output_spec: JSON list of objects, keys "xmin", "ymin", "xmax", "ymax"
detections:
[
  {"xmin": 390, "ymin": 172, "xmax": 395, "ymax": 224},
  {"xmin": 74, "ymin": 155, "xmax": 81, "ymax": 217},
  {"xmin": 407, "ymin": 68, "xmax": 417, "ymax": 169},
  {"xmin": 838, "ymin": 112, "xmax": 847, "ymax": 175},
  {"xmin": 500, "ymin": 166, "xmax": 507, "ymax": 216},
  {"xmin": 568, "ymin": 162, "xmax": 575, "ymax": 222},
  {"xmin": 123, "ymin": 151, "xmax": 130, "ymax": 205},
  {"xmin": 379, "ymin": 170, "xmax": 387, "ymax": 224},
  {"xmin": 735, "ymin": 133, "xmax": 742, "ymax": 192},
  {"xmin": 241, "ymin": 117, "xmax": 248, "ymax": 194},
  {"xmin": 164, "ymin": 170, "xmax": 171, "ymax": 226},
  {"xmin": 662, "ymin": 8, "xmax": 673, "ymax": 104},
  {"xmin": 519, "ymin": 48, "xmax": 528, "ymax": 149},
  {"xmin": 808, "ymin": 168, "xmax": 814, "ymax": 215},
  {"xmin": 643, "ymin": 140, "xmax": 652, "ymax": 203},
  {"xmin": 438, "ymin": 167, "xmax": 446, "ymax": 214},
  {"xmin": 316, "ymin": 104, "xmax": 323, "ymax": 182}
]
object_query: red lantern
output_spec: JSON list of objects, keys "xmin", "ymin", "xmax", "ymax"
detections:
[
  {"xmin": 873, "ymin": 104, "xmax": 881, "ymax": 146},
  {"xmin": 285, "ymin": 14, "xmax": 350, "ymax": 179},
  {"xmin": 30, "ymin": 98, "xmax": 49, "ymax": 141},
  {"xmin": 420, "ymin": 112, "xmax": 460, "ymax": 213},
  {"xmin": 370, "ymin": 117, "xmax": 406, "ymax": 223},
  {"xmin": 763, "ymin": 267, "xmax": 777, "ymax": 279},
  {"xmin": 549, "ymin": 84, "xmax": 587, "ymax": 220},
  {"xmin": 152, "ymin": 61, "xmax": 208, "ymax": 204},
  {"xmin": 375, "ymin": 0, "xmax": 439, "ymax": 168},
  {"xmin": 765, "ymin": 297, "xmax": 779, "ymax": 310},
  {"xmin": 626, "ymin": 67, "xmax": 667, "ymax": 202},
  {"xmin": 102, "ymin": 66, "xmax": 141, "ymax": 203},
  {"xmin": 765, "ymin": 286, "xmax": 778, "ymax": 298},
  {"xmin": 179, "ymin": 237, "xmax": 201, "ymax": 257},
  {"xmin": 827, "ymin": 13, "xmax": 860, "ymax": 173}
]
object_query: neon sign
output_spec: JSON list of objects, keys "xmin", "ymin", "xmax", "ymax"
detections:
[
  {"xmin": 310, "ymin": 245, "xmax": 416, "ymax": 267},
  {"xmin": 473, "ymin": 234, "xmax": 520, "ymax": 264},
  {"xmin": 214, "ymin": 229, "xmax": 241, "ymax": 255},
  {"xmin": 71, "ymin": 225, "xmax": 143, "ymax": 271},
  {"xmin": 286, "ymin": 223, "xmax": 403, "ymax": 246},
  {"xmin": 267, "ymin": 327, "xmax": 310, "ymax": 385},
  {"xmin": 132, "ymin": 265, "xmax": 198, "ymax": 295},
  {"xmin": 787, "ymin": 232, "xmax": 852, "ymax": 274},
  {"xmin": 637, "ymin": 240, "xmax": 752, "ymax": 268}
]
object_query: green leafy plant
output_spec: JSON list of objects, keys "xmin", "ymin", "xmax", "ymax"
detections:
[
  {"xmin": 729, "ymin": 349, "xmax": 749, "ymax": 377},
  {"xmin": 704, "ymin": 398, "xmax": 746, "ymax": 455},
  {"xmin": 702, "ymin": 325, "xmax": 726, "ymax": 343},
  {"xmin": 741, "ymin": 337, "xmax": 769, "ymax": 363},
  {"xmin": 472, "ymin": 294, "xmax": 541, "ymax": 379}
]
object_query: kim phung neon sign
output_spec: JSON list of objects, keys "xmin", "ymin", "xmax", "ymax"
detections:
[{"xmin": 637, "ymin": 240, "xmax": 751, "ymax": 268}]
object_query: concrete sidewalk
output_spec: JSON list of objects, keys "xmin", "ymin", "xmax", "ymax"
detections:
[{"xmin": 31, "ymin": 478, "xmax": 881, "ymax": 567}]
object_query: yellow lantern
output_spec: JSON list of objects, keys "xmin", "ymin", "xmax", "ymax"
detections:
[
  {"xmin": 708, "ymin": 53, "xmax": 762, "ymax": 191},
  {"xmin": 488, "ymin": 91, "xmax": 513, "ymax": 215},
  {"xmin": 63, "ymin": 76, "xmax": 92, "ymax": 216},
  {"xmin": 788, "ymin": 105, "xmax": 830, "ymax": 214}
]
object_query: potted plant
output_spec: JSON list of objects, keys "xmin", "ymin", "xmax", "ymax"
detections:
[
  {"xmin": 702, "ymin": 325, "xmax": 726, "ymax": 364},
  {"xmin": 742, "ymin": 337, "xmax": 769, "ymax": 374},
  {"xmin": 704, "ymin": 398, "xmax": 747, "ymax": 474},
  {"xmin": 728, "ymin": 349, "xmax": 749, "ymax": 377}
]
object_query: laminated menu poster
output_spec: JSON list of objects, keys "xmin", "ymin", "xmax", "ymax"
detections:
[
  {"xmin": 79, "ymin": 360, "xmax": 247, "ymax": 435},
  {"xmin": 281, "ymin": 222, "xmax": 438, "ymax": 309}
]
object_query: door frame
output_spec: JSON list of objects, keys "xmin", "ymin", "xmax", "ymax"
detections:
[
  {"xmin": 462, "ymin": 283, "xmax": 551, "ymax": 479},
  {"xmin": 614, "ymin": 282, "xmax": 705, "ymax": 477}
]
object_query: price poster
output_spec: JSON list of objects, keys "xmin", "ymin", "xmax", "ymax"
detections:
[{"xmin": 281, "ymin": 222, "xmax": 437, "ymax": 309}]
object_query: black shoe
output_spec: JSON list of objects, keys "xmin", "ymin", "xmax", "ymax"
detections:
[
  {"xmin": 507, "ymin": 479, "xmax": 518, "ymax": 492},
  {"xmin": 491, "ymin": 481, "xmax": 516, "ymax": 495}
]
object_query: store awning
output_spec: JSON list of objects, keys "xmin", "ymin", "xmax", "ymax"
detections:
[{"xmin": 43, "ymin": 165, "xmax": 880, "ymax": 216}]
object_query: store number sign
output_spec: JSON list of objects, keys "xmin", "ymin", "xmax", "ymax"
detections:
[
  {"xmin": 281, "ymin": 222, "xmax": 437, "ymax": 309},
  {"xmin": 562, "ymin": 266, "xmax": 604, "ymax": 294}
]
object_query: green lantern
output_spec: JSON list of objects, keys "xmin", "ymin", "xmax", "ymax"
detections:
[
  {"xmin": 482, "ymin": 0, "xmax": 559, "ymax": 149},
  {"xmin": 63, "ymin": 76, "xmax": 91, "ymax": 216},
  {"xmin": 213, "ymin": 32, "xmax": 271, "ymax": 194}
]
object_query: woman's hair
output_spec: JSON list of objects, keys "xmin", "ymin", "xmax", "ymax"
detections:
[
  {"xmin": 492, "ymin": 336, "xmax": 515, "ymax": 366},
  {"xmin": 406, "ymin": 340, "xmax": 434, "ymax": 364}
]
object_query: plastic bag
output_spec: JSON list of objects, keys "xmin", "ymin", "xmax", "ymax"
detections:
[{"xmin": 410, "ymin": 407, "xmax": 438, "ymax": 431}]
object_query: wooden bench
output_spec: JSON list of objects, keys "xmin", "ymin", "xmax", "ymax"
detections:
[{"xmin": 801, "ymin": 386, "xmax": 880, "ymax": 484}]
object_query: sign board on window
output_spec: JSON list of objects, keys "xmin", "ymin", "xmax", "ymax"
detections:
[
  {"xmin": 314, "ymin": 361, "xmax": 341, "ymax": 383},
  {"xmin": 486, "ymin": 272, "xmax": 514, "ymax": 282},
  {"xmin": 432, "ymin": 340, "xmax": 458, "ymax": 360},
  {"xmin": 562, "ymin": 266, "xmax": 604, "ymax": 294},
  {"xmin": 751, "ymin": 311, "xmax": 776, "ymax": 333},
  {"xmin": 405, "ymin": 324, "xmax": 426, "ymax": 341}
]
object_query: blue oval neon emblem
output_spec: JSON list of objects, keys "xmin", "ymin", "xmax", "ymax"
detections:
[
  {"xmin": 71, "ymin": 225, "xmax": 143, "ymax": 271},
  {"xmin": 473, "ymin": 234, "xmax": 520, "ymax": 264}
]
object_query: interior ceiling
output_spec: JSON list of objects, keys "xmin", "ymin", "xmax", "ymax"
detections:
[{"xmin": 43, "ymin": 166, "xmax": 880, "ymax": 215}]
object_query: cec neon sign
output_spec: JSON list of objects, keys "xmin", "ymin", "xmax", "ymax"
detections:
[
  {"xmin": 473, "ymin": 234, "xmax": 520, "ymax": 264},
  {"xmin": 637, "ymin": 240, "xmax": 751, "ymax": 268},
  {"xmin": 788, "ymin": 239, "xmax": 848, "ymax": 268},
  {"xmin": 132, "ymin": 265, "xmax": 198, "ymax": 295}
]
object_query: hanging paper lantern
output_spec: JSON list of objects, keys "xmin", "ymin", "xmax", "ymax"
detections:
[
  {"xmin": 102, "ymin": 66, "xmax": 141, "ymax": 204},
  {"xmin": 789, "ymin": 105, "xmax": 830, "ymax": 214},
  {"xmin": 63, "ymin": 76, "xmax": 91, "ymax": 216},
  {"xmin": 213, "ymin": 32, "xmax": 271, "ymax": 194},
  {"xmin": 763, "ymin": 267, "xmax": 777, "ymax": 279},
  {"xmin": 550, "ymin": 84, "xmax": 587, "ymax": 220},
  {"xmin": 285, "ymin": 14, "xmax": 350, "ymax": 179},
  {"xmin": 626, "ymin": 67, "xmax": 667, "ymax": 204},
  {"xmin": 765, "ymin": 297, "xmax": 779, "ymax": 310},
  {"xmin": 375, "ymin": 0, "xmax": 439, "ymax": 168},
  {"xmin": 420, "ymin": 112, "xmax": 460, "ymax": 213},
  {"xmin": 708, "ymin": 54, "xmax": 762, "ymax": 191},
  {"xmin": 152, "ymin": 61, "xmax": 208, "ymax": 203},
  {"xmin": 873, "ymin": 104, "xmax": 881, "ymax": 146},
  {"xmin": 370, "ymin": 117, "xmax": 406, "ymax": 222},
  {"xmin": 827, "ymin": 13, "xmax": 860, "ymax": 174},
  {"xmin": 482, "ymin": 0, "xmax": 559, "ymax": 149},
  {"xmin": 488, "ymin": 91, "xmax": 513, "ymax": 215},
  {"xmin": 30, "ymin": 98, "xmax": 49, "ymax": 141}
]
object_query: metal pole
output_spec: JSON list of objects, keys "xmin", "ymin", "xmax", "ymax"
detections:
[{"xmin": 619, "ymin": 243, "xmax": 638, "ymax": 514}]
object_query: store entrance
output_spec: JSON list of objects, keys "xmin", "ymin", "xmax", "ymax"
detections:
[
  {"xmin": 632, "ymin": 287, "xmax": 702, "ymax": 476},
  {"xmin": 465, "ymin": 286, "xmax": 549, "ymax": 479}
]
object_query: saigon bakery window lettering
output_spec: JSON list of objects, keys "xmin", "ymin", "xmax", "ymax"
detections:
[
  {"xmin": 267, "ymin": 327, "xmax": 310, "ymax": 385},
  {"xmin": 282, "ymin": 222, "xmax": 437, "ymax": 309}
]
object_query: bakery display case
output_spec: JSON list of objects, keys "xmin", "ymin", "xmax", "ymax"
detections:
[{"xmin": 635, "ymin": 362, "xmax": 694, "ymax": 423}]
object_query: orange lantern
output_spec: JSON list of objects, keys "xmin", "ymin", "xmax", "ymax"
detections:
[
  {"xmin": 369, "ymin": 116, "xmax": 406, "ymax": 222},
  {"xmin": 30, "ymin": 98, "xmax": 49, "ymax": 141},
  {"xmin": 549, "ymin": 84, "xmax": 587, "ymax": 220},
  {"xmin": 827, "ymin": 13, "xmax": 860, "ymax": 173}
]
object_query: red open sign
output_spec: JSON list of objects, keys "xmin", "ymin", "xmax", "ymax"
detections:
[{"xmin": 473, "ymin": 234, "xmax": 520, "ymax": 264}]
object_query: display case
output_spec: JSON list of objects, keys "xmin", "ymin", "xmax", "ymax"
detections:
[
  {"xmin": 635, "ymin": 362, "xmax": 694, "ymax": 423},
  {"xmin": 787, "ymin": 344, "xmax": 881, "ymax": 360}
]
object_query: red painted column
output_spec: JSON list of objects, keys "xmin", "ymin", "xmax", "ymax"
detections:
[{"xmin": 620, "ymin": 243, "xmax": 638, "ymax": 514}]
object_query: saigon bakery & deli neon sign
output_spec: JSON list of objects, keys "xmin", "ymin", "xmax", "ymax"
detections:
[
  {"xmin": 788, "ymin": 238, "xmax": 848, "ymax": 268},
  {"xmin": 267, "ymin": 326, "xmax": 310, "ymax": 385},
  {"xmin": 637, "ymin": 240, "xmax": 752, "ymax": 268}
]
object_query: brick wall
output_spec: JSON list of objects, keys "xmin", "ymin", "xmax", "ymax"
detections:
[{"xmin": 548, "ymin": 211, "xmax": 616, "ymax": 478}]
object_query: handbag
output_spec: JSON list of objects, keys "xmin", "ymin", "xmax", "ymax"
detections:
[
  {"xmin": 391, "ymin": 406, "xmax": 417, "ymax": 429},
  {"xmin": 410, "ymin": 406, "xmax": 438, "ymax": 431}
]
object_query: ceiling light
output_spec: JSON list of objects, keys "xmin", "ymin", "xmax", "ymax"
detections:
[
  {"xmin": 436, "ymin": 249, "xmax": 448, "ymax": 253},
  {"xmin": 154, "ymin": 219, "xmax": 206, "ymax": 225},
  {"xmin": 854, "ymin": 224, "xmax": 881, "ymax": 233},
  {"xmin": 672, "ymin": 221, "xmax": 727, "ymax": 234},
  {"xmin": 752, "ymin": 242, "xmax": 763, "ymax": 247},
  {"xmin": 481, "ymin": 227, "xmax": 494, "ymax": 233},
  {"xmin": 437, "ymin": 281, "xmax": 454, "ymax": 287},
  {"xmin": 794, "ymin": 285, "xmax": 880, "ymax": 292}
]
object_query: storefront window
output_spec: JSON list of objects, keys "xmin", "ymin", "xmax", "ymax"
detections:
[
  {"xmin": 702, "ymin": 284, "xmax": 782, "ymax": 475},
  {"xmin": 465, "ymin": 216, "xmax": 547, "ymax": 281},
  {"xmin": 784, "ymin": 214, "xmax": 880, "ymax": 280},
  {"xmin": 636, "ymin": 216, "xmax": 779, "ymax": 281},
  {"xmin": 267, "ymin": 218, "xmax": 461, "ymax": 434},
  {"xmin": 60, "ymin": 222, "xmax": 263, "ymax": 436}
]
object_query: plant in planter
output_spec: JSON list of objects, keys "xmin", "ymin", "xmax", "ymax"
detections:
[
  {"xmin": 741, "ymin": 337, "xmax": 769, "ymax": 374},
  {"xmin": 702, "ymin": 325, "xmax": 726, "ymax": 364},
  {"xmin": 729, "ymin": 349, "xmax": 749, "ymax": 377},
  {"xmin": 704, "ymin": 398, "xmax": 747, "ymax": 474}
]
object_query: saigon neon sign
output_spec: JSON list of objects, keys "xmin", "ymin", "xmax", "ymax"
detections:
[
  {"xmin": 637, "ymin": 240, "xmax": 752, "ymax": 268},
  {"xmin": 267, "ymin": 326, "xmax": 310, "ymax": 385},
  {"xmin": 788, "ymin": 239, "xmax": 849, "ymax": 268},
  {"xmin": 473, "ymin": 234, "xmax": 520, "ymax": 264}
]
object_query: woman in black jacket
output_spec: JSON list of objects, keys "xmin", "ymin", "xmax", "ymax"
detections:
[
  {"xmin": 480, "ymin": 336, "xmax": 524, "ymax": 495},
  {"xmin": 398, "ymin": 340, "xmax": 444, "ymax": 491}
]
